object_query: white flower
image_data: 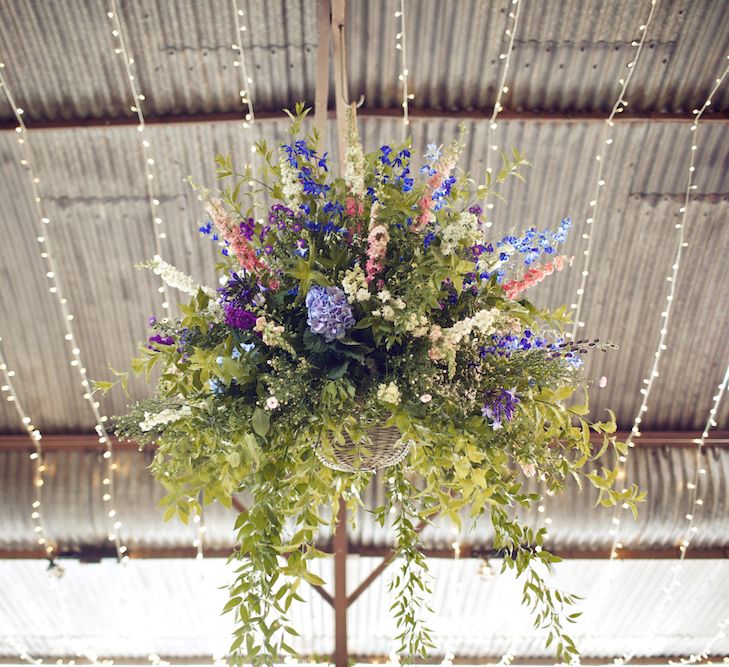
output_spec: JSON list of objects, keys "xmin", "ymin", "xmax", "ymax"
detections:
[
  {"xmin": 342, "ymin": 265, "xmax": 369, "ymax": 303},
  {"xmin": 144, "ymin": 256, "xmax": 216, "ymax": 298},
  {"xmin": 471, "ymin": 308, "xmax": 498, "ymax": 335},
  {"xmin": 381, "ymin": 305, "xmax": 395, "ymax": 321},
  {"xmin": 376, "ymin": 382, "xmax": 401, "ymax": 405},
  {"xmin": 344, "ymin": 139, "xmax": 366, "ymax": 198},
  {"xmin": 393, "ymin": 298, "xmax": 406, "ymax": 310},
  {"xmin": 279, "ymin": 149, "xmax": 303, "ymax": 208},
  {"xmin": 378, "ymin": 289, "xmax": 392, "ymax": 302},
  {"xmin": 440, "ymin": 211, "xmax": 482, "ymax": 255},
  {"xmin": 139, "ymin": 405, "xmax": 192, "ymax": 432},
  {"xmin": 355, "ymin": 288, "xmax": 371, "ymax": 302},
  {"xmin": 265, "ymin": 396, "xmax": 279, "ymax": 410},
  {"xmin": 419, "ymin": 394, "xmax": 432, "ymax": 403},
  {"xmin": 405, "ymin": 313, "xmax": 429, "ymax": 337}
]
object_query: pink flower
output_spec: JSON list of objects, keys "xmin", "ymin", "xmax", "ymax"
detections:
[
  {"xmin": 345, "ymin": 197, "xmax": 363, "ymax": 217},
  {"xmin": 501, "ymin": 255, "xmax": 571, "ymax": 300},
  {"xmin": 428, "ymin": 347, "xmax": 444, "ymax": 361},
  {"xmin": 365, "ymin": 225, "xmax": 390, "ymax": 284}
]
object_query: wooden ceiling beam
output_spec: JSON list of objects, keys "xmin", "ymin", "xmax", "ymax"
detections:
[
  {"xmin": 0, "ymin": 108, "xmax": 726, "ymax": 133},
  {"xmin": 2, "ymin": 545, "xmax": 727, "ymax": 561}
]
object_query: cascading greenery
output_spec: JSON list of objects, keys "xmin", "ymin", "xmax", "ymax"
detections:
[{"xmin": 106, "ymin": 105, "xmax": 643, "ymax": 664}]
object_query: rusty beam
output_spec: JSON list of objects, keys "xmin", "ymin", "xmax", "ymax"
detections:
[
  {"xmin": 0, "ymin": 108, "xmax": 726, "ymax": 133},
  {"xmin": 0, "ymin": 655, "xmax": 722, "ymax": 666},
  {"xmin": 4, "ymin": 544, "xmax": 728, "ymax": 561},
  {"xmin": 333, "ymin": 496, "xmax": 348, "ymax": 667},
  {"xmin": 2, "ymin": 431, "xmax": 727, "ymax": 451},
  {"xmin": 347, "ymin": 518, "xmax": 430, "ymax": 607}
]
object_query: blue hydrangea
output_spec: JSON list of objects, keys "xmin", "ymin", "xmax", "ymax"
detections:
[{"xmin": 305, "ymin": 286, "xmax": 355, "ymax": 342}]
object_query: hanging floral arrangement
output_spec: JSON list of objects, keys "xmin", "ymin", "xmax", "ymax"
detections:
[{"xmin": 107, "ymin": 105, "xmax": 643, "ymax": 664}]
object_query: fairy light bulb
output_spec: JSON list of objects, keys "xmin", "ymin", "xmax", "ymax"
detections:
[{"xmin": 567, "ymin": 0, "xmax": 658, "ymax": 341}]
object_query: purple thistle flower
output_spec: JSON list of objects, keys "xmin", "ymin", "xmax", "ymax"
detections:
[
  {"xmin": 305, "ymin": 286, "xmax": 355, "ymax": 342},
  {"xmin": 224, "ymin": 303, "xmax": 257, "ymax": 330}
]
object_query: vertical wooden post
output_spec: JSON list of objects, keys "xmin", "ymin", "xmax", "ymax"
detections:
[
  {"xmin": 333, "ymin": 496, "xmax": 348, "ymax": 667},
  {"xmin": 330, "ymin": 0, "xmax": 349, "ymax": 177},
  {"xmin": 313, "ymin": 0, "xmax": 331, "ymax": 139}
]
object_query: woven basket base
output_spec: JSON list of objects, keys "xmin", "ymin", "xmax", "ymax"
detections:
[{"xmin": 314, "ymin": 426, "xmax": 411, "ymax": 473}]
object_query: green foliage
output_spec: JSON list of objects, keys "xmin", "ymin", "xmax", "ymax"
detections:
[{"xmin": 111, "ymin": 105, "xmax": 642, "ymax": 664}]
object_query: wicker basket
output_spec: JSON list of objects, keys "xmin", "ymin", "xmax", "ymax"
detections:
[{"xmin": 314, "ymin": 426, "xmax": 412, "ymax": 473}]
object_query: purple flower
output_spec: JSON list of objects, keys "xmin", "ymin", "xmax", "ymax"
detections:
[
  {"xmin": 224, "ymin": 303, "xmax": 257, "ymax": 330},
  {"xmin": 148, "ymin": 334, "xmax": 174, "ymax": 346},
  {"xmin": 240, "ymin": 218, "xmax": 256, "ymax": 241},
  {"xmin": 482, "ymin": 389, "xmax": 520, "ymax": 430},
  {"xmin": 305, "ymin": 286, "xmax": 355, "ymax": 342}
]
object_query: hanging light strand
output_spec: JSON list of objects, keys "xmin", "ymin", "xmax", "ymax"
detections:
[
  {"xmin": 654, "ymin": 363, "xmax": 729, "ymax": 616},
  {"xmin": 567, "ymin": 0, "xmax": 658, "ymax": 339},
  {"xmin": 609, "ymin": 57, "xmax": 729, "ymax": 564},
  {"xmin": 0, "ymin": 340, "xmax": 53, "ymax": 559},
  {"xmin": 674, "ymin": 363, "xmax": 729, "ymax": 551},
  {"xmin": 607, "ymin": 369, "xmax": 729, "ymax": 667},
  {"xmin": 107, "ymin": 0, "xmax": 171, "ymax": 317},
  {"xmin": 395, "ymin": 0, "xmax": 412, "ymax": 140},
  {"xmin": 3, "ymin": 639, "xmax": 41, "ymax": 666},
  {"xmin": 192, "ymin": 495, "xmax": 206, "ymax": 560},
  {"xmin": 0, "ymin": 64, "xmax": 128, "ymax": 562},
  {"xmin": 483, "ymin": 0, "xmax": 522, "ymax": 197},
  {"xmin": 666, "ymin": 615, "xmax": 729, "ymax": 666},
  {"xmin": 606, "ymin": 60, "xmax": 729, "ymax": 666},
  {"xmin": 231, "ymin": 0, "xmax": 256, "ymax": 127},
  {"xmin": 613, "ymin": 56, "xmax": 729, "ymax": 512},
  {"xmin": 438, "ymin": 530, "xmax": 462, "ymax": 665}
]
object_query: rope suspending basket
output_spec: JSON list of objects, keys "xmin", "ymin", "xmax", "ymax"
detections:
[{"xmin": 314, "ymin": 426, "xmax": 412, "ymax": 473}]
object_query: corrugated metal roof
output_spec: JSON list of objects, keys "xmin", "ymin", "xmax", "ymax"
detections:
[
  {"xmin": 1, "ymin": 557, "xmax": 728, "ymax": 660},
  {"xmin": 0, "ymin": 1, "xmax": 727, "ymax": 123},
  {"xmin": 0, "ymin": 2, "xmax": 726, "ymax": 663},
  {"xmin": 2, "ymin": 445, "xmax": 728, "ymax": 553},
  {"xmin": 0, "ymin": 117, "xmax": 726, "ymax": 434}
]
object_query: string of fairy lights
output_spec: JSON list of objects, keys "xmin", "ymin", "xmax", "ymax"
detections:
[
  {"xmin": 667, "ymin": 615, "xmax": 729, "ymax": 666},
  {"xmin": 106, "ymin": 0, "xmax": 171, "ymax": 318},
  {"xmin": 395, "ymin": 0, "xmax": 413, "ymax": 140},
  {"xmin": 106, "ymin": 0, "xmax": 208, "ymax": 559},
  {"xmin": 232, "ymin": 0, "xmax": 256, "ymax": 127},
  {"xmin": 609, "ymin": 56, "xmax": 729, "ymax": 563},
  {"xmin": 0, "ymin": 340, "xmax": 53, "ymax": 560},
  {"xmin": 597, "ymin": 55, "xmax": 729, "ymax": 667},
  {"xmin": 0, "ymin": 63, "xmax": 128, "ymax": 562},
  {"xmin": 483, "ymin": 0, "xmax": 521, "ymax": 206},
  {"xmin": 673, "ymin": 364, "xmax": 729, "ymax": 560},
  {"xmin": 567, "ymin": 0, "xmax": 658, "ymax": 340}
]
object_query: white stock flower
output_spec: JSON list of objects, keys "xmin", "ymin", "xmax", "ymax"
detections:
[
  {"xmin": 139, "ymin": 405, "xmax": 192, "ymax": 432},
  {"xmin": 146, "ymin": 256, "xmax": 217, "ymax": 298}
]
